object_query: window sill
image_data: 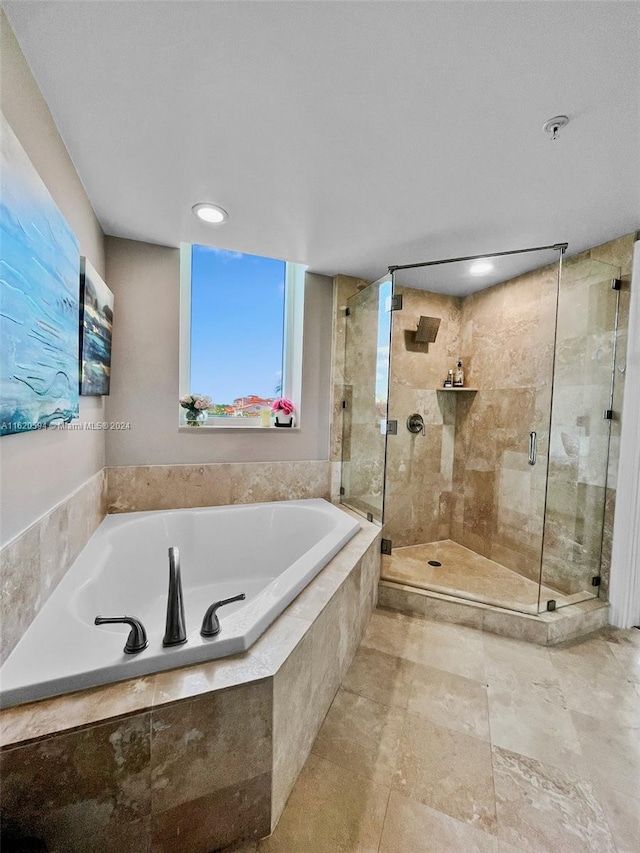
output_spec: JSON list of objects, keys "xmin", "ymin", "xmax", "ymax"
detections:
[{"xmin": 179, "ymin": 425, "xmax": 300, "ymax": 434}]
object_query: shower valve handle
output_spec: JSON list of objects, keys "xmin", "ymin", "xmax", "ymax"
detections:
[{"xmin": 407, "ymin": 413, "xmax": 425, "ymax": 435}]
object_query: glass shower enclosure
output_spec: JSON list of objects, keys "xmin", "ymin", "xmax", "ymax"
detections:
[{"xmin": 339, "ymin": 246, "xmax": 624, "ymax": 616}]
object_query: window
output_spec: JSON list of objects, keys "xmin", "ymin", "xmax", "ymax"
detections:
[{"xmin": 179, "ymin": 243, "xmax": 305, "ymax": 427}]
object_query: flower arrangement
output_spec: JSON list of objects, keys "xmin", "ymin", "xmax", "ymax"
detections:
[
  {"xmin": 271, "ymin": 397, "xmax": 295, "ymax": 427},
  {"xmin": 270, "ymin": 397, "xmax": 295, "ymax": 416},
  {"xmin": 179, "ymin": 394, "xmax": 214, "ymax": 425}
]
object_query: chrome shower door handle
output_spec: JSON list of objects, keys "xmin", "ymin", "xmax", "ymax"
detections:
[{"xmin": 528, "ymin": 431, "xmax": 537, "ymax": 465}]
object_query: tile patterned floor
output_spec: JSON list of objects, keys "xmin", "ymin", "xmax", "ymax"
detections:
[
  {"xmin": 244, "ymin": 608, "xmax": 640, "ymax": 853},
  {"xmin": 381, "ymin": 540, "xmax": 596, "ymax": 614}
]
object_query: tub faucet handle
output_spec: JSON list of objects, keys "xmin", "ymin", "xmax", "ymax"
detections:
[
  {"xmin": 201, "ymin": 593, "xmax": 246, "ymax": 637},
  {"xmin": 94, "ymin": 616, "xmax": 148, "ymax": 654}
]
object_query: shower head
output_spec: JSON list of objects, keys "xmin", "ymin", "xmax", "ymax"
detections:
[{"xmin": 415, "ymin": 316, "xmax": 441, "ymax": 344}]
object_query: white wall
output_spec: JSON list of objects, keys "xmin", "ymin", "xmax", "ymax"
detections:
[
  {"xmin": 104, "ymin": 237, "xmax": 333, "ymax": 465},
  {"xmin": 0, "ymin": 10, "xmax": 106, "ymax": 546}
]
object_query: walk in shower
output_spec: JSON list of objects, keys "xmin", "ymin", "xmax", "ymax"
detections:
[{"xmin": 340, "ymin": 243, "xmax": 627, "ymax": 615}]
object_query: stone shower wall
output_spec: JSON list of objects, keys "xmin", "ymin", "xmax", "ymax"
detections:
[
  {"xmin": 384, "ymin": 287, "xmax": 461, "ymax": 547},
  {"xmin": 451, "ymin": 263, "xmax": 557, "ymax": 581}
]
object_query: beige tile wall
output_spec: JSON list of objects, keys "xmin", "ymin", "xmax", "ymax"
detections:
[
  {"xmin": 0, "ymin": 469, "xmax": 107, "ymax": 665},
  {"xmin": 107, "ymin": 460, "xmax": 331, "ymax": 513},
  {"xmin": 385, "ymin": 287, "xmax": 462, "ymax": 547},
  {"xmin": 451, "ymin": 261, "xmax": 558, "ymax": 580}
]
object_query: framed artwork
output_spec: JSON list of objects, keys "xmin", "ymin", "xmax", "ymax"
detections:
[
  {"xmin": 79, "ymin": 257, "xmax": 114, "ymax": 395},
  {"xmin": 0, "ymin": 112, "xmax": 80, "ymax": 436}
]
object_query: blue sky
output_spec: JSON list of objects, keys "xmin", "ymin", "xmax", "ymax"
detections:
[{"xmin": 190, "ymin": 245, "xmax": 286, "ymax": 404}]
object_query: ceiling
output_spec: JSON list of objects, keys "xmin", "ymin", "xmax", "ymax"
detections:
[{"xmin": 4, "ymin": 1, "xmax": 639, "ymax": 294}]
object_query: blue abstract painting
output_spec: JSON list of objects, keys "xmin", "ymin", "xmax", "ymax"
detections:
[
  {"xmin": 80, "ymin": 257, "xmax": 114, "ymax": 396},
  {"xmin": 0, "ymin": 113, "xmax": 80, "ymax": 436}
]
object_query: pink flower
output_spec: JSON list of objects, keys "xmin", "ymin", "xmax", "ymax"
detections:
[{"xmin": 271, "ymin": 397, "xmax": 294, "ymax": 415}]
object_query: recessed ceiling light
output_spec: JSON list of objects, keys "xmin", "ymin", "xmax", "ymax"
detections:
[
  {"xmin": 469, "ymin": 261, "xmax": 493, "ymax": 276},
  {"xmin": 192, "ymin": 203, "xmax": 228, "ymax": 224}
]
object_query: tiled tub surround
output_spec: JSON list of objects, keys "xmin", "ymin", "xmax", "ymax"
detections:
[
  {"xmin": 0, "ymin": 468, "xmax": 107, "ymax": 666},
  {"xmin": 0, "ymin": 513, "xmax": 381, "ymax": 853},
  {"xmin": 0, "ymin": 500, "xmax": 360, "ymax": 707}
]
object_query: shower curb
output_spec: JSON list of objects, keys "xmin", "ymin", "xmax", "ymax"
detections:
[{"xmin": 378, "ymin": 580, "xmax": 609, "ymax": 646}]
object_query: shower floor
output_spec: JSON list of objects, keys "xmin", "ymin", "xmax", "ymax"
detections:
[{"xmin": 381, "ymin": 539, "xmax": 596, "ymax": 615}]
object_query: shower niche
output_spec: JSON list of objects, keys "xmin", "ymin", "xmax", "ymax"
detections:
[{"xmin": 340, "ymin": 244, "xmax": 627, "ymax": 616}]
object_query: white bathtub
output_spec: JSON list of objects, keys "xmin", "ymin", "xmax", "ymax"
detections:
[{"xmin": 0, "ymin": 499, "xmax": 360, "ymax": 708}]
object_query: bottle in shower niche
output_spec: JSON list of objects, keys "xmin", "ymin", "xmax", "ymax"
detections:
[
  {"xmin": 453, "ymin": 360, "xmax": 464, "ymax": 387},
  {"xmin": 443, "ymin": 369, "xmax": 454, "ymax": 388}
]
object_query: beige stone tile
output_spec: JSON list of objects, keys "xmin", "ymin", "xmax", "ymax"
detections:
[
  {"xmin": 271, "ymin": 626, "xmax": 316, "ymax": 825},
  {"xmin": 0, "ymin": 712, "xmax": 151, "ymax": 853},
  {"xmin": 492, "ymin": 746, "xmax": 616, "ymax": 852},
  {"xmin": 151, "ymin": 653, "xmax": 270, "ymax": 707},
  {"xmin": 341, "ymin": 645, "xmax": 416, "ymax": 710},
  {"xmin": 0, "ymin": 675, "xmax": 156, "ymax": 749},
  {"xmin": 312, "ymin": 688, "xmax": 405, "ymax": 786},
  {"xmin": 407, "ymin": 663, "xmax": 490, "ymax": 741},
  {"xmin": 606, "ymin": 635, "xmax": 640, "ymax": 685},
  {"xmin": 482, "ymin": 632, "xmax": 565, "ymax": 705},
  {"xmin": 487, "ymin": 685, "xmax": 584, "ymax": 774},
  {"xmin": 0, "ymin": 523, "xmax": 41, "ymax": 666},
  {"xmin": 481, "ymin": 609, "xmax": 548, "ymax": 645},
  {"xmin": 593, "ymin": 784, "xmax": 640, "ymax": 853},
  {"xmin": 572, "ymin": 710, "xmax": 640, "ymax": 798},
  {"xmin": 378, "ymin": 581, "xmax": 484, "ymax": 628},
  {"xmin": 249, "ymin": 613, "xmax": 312, "ymax": 672},
  {"xmin": 379, "ymin": 790, "xmax": 499, "ymax": 852},
  {"xmin": 360, "ymin": 608, "xmax": 428, "ymax": 663},
  {"xmin": 413, "ymin": 619, "xmax": 487, "ymax": 682},
  {"xmin": 393, "ymin": 714, "xmax": 497, "ymax": 835},
  {"xmin": 550, "ymin": 634, "xmax": 640, "ymax": 725},
  {"xmin": 151, "ymin": 772, "xmax": 271, "ymax": 853},
  {"xmin": 553, "ymin": 664, "xmax": 640, "ymax": 728},
  {"xmin": 150, "ymin": 681, "xmax": 271, "ymax": 813},
  {"xmin": 258, "ymin": 753, "xmax": 389, "ymax": 853}
]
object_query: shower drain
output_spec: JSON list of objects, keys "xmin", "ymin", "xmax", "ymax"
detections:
[{"xmin": 427, "ymin": 560, "xmax": 442, "ymax": 567}]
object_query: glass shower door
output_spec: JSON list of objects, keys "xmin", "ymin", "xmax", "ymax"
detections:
[
  {"xmin": 340, "ymin": 275, "xmax": 393, "ymax": 524},
  {"xmin": 538, "ymin": 259, "xmax": 622, "ymax": 611}
]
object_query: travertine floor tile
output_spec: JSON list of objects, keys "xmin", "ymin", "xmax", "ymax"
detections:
[
  {"xmin": 407, "ymin": 663, "xmax": 490, "ymax": 740},
  {"xmin": 492, "ymin": 746, "xmax": 616, "ymax": 852},
  {"xmin": 414, "ymin": 619, "xmax": 486, "ymax": 682},
  {"xmin": 393, "ymin": 713, "xmax": 497, "ymax": 835},
  {"xmin": 378, "ymin": 790, "xmax": 498, "ymax": 852},
  {"xmin": 360, "ymin": 608, "xmax": 429, "ymax": 663},
  {"xmin": 341, "ymin": 645, "xmax": 416, "ymax": 709},
  {"xmin": 593, "ymin": 784, "xmax": 640, "ymax": 853},
  {"xmin": 312, "ymin": 688, "xmax": 405, "ymax": 786},
  {"xmin": 571, "ymin": 710, "xmax": 640, "ymax": 798},
  {"xmin": 554, "ymin": 664, "xmax": 640, "ymax": 727},
  {"xmin": 487, "ymin": 686, "xmax": 583, "ymax": 774},
  {"xmin": 482, "ymin": 633, "xmax": 564, "ymax": 705},
  {"xmin": 258, "ymin": 753, "xmax": 389, "ymax": 853}
]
